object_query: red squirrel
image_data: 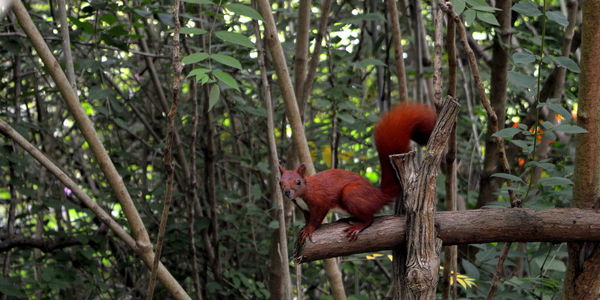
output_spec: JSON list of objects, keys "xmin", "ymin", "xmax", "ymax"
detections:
[{"xmin": 279, "ymin": 102, "xmax": 437, "ymax": 242}]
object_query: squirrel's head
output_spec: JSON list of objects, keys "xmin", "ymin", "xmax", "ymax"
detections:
[{"xmin": 278, "ymin": 163, "xmax": 307, "ymax": 199}]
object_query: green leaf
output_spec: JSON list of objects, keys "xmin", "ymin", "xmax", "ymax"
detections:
[
  {"xmin": 511, "ymin": 139, "xmax": 530, "ymax": 149},
  {"xmin": 215, "ymin": 31, "xmax": 255, "ymax": 48},
  {"xmin": 538, "ymin": 177, "xmax": 573, "ymax": 186},
  {"xmin": 464, "ymin": 9, "xmax": 476, "ymax": 24},
  {"xmin": 0, "ymin": 279, "xmax": 26, "ymax": 298},
  {"xmin": 524, "ymin": 161, "xmax": 555, "ymax": 171},
  {"xmin": 89, "ymin": 86, "xmax": 112, "ymax": 100},
  {"xmin": 465, "ymin": 0, "xmax": 489, "ymax": 7},
  {"xmin": 452, "ymin": 0, "xmax": 466, "ymax": 14},
  {"xmin": 99, "ymin": 13, "xmax": 117, "ymax": 25},
  {"xmin": 182, "ymin": 52, "xmax": 209, "ymax": 64},
  {"xmin": 268, "ymin": 220, "xmax": 280, "ymax": 229},
  {"xmin": 180, "ymin": 27, "xmax": 207, "ymax": 35},
  {"xmin": 547, "ymin": 11, "xmax": 568, "ymax": 27},
  {"xmin": 213, "ymin": 70, "xmax": 240, "ymax": 91},
  {"xmin": 545, "ymin": 259, "xmax": 567, "ymax": 272},
  {"xmin": 211, "ymin": 54, "xmax": 242, "ymax": 70},
  {"xmin": 476, "ymin": 12, "xmax": 500, "ymax": 26},
  {"xmin": 157, "ymin": 13, "xmax": 174, "ymax": 26},
  {"xmin": 492, "ymin": 127, "xmax": 521, "ymax": 138},
  {"xmin": 337, "ymin": 113, "xmax": 355, "ymax": 124},
  {"xmin": 508, "ymin": 71, "xmax": 536, "ymax": 89},
  {"xmin": 547, "ymin": 103, "xmax": 572, "ymax": 120},
  {"xmin": 187, "ymin": 68, "xmax": 210, "ymax": 83},
  {"xmin": 224, "ymin": 3, "xmax": 264, "ymax": 21},
  {"xmin": 512, "ymin": 51, "xmax": 536, "ymax": 64},
  {"xmin": 512, "ymin": 1, "xmax": 542, "ymax": 17},
  {"xmin": 461, "ymin": 259, "xmax": 481, "ymax": 280},
  {"xmin": 491, "ymin": 173, "xmax": 524, "ymax": 183},
  {"xmin": 182, "ymin": 0, "xmax": 213, "ymax": 4},
  {"xmin": 114, "ymin": 118, "xmax": 128, "ymax": 128},
  {"xmin": 471, "ymin": 5, "xmax": 498, "ymax": 12},
  {"xmin": 197, "ymin": 217, "xmax": 210, "ymax": 230},
  {"xmin": 555, "ymin": 124, "xmax": 588, "ymax": 134},
  {"xmin": 354, "ymin": 58, "xmax": 386, "ymax": 68},
  {"xmin": 208, "ymin": 84, "xmax": 220, "ymax": 111},
  {"xmin": 187, "ymin": 67, "xmax": 209, "ymax": 77},
  {"xmin": 553, "ymin": 56, "xmax": 580, "ymax": 73},
  {"xmin": 133, "ymin": 9, "xmax": 152, "ymax": 17}
]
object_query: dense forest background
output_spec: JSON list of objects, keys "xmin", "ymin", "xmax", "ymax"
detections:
[{"xmin": 1, "ymin": 0, "xmax": 598, "ymax": 299}]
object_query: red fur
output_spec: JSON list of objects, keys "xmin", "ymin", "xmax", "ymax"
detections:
[{"xmin": 279, "ymin": 102, "xmax": 437, "ymax": 242}]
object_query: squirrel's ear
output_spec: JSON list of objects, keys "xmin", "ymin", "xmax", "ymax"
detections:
[
  {"xmin": 296, "ymin": 164, "xmax": 306, "ymax": 177},
  {"xmin": 278, "ymin": 165, "xmax": 286, "ymax": 175}
]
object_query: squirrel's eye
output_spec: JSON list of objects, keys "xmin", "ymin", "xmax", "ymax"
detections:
[{"xmin": 295, "ymin": 179, "xmax": 302, "ymax": 185}]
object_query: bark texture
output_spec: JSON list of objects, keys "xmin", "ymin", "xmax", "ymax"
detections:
[
  {"xmin": 563, "ymin": 0, "xmax": 600, "ymax": 299},
  {"xmin": 297, "ymin": 208, "xmax": 600, "ymax": 262}
]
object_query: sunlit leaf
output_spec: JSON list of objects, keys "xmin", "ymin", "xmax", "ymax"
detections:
[
  {"xmin": 539, "ymin": 177, "xmax": 573, "ymax": 186},
  {"xmin": 215, "ymin": 31, "xmax": 255, "ymax": 48},
  {"xmin": 182, "ymin": 0, "xmax": 213, "ymax": 4},
  {"xmin": 476, "ymin": 12, "xmax": 500, "ymax": 26},
  {"xmin": 211, "ymin": 54, "xmax": 242, "ymax": 70},
  {"xmin": 512, "ymin": 1, "xmax": 542, "ymax": 17},
  {"xmin": 547, "ymin": 11, "xmax": 569, "ymax": 26},
  {"xmin": 452, "ymin": 0, "xmax": 466, "ymax": 14},
  {"xmin": 555, "ymin": 124, "xmax": 588, "ymax": 134},
  {"xmin": 182, "ymin": 52, "xmax": 209, "ymax": 64},
  {"xmin": 464, "ymin": 9, "xmax": 476, "ymax": 24},
  {"xmin": 547, "ymin": 103, "xmax": 573, "ymax": 120},
  {"xmin": 213, "ymin": 70, "xmax": 240, "ymax": 91},
  {"xmin": 224, "ymin": 3, "xmax": 264, "ymax": 21},
  {"xmin": 553, "ymin": 56, "xmax": 580, "ymax": 73}
]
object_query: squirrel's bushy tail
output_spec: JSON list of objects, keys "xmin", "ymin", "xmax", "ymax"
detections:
[{"xmin": 374, "ymin": 102, "xmax": 437, "ymax": 198}]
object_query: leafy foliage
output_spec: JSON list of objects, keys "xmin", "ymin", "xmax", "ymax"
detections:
[{"xmin": 0, "ymin": 0, "xmax": 586, "ymax": 298}]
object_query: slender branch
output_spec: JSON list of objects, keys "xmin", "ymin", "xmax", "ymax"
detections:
[
  {"xmin": 56, "ymin": 0, "xmax": 75, "ymax": 88},
  {"xmin": 146, "ymin": 0, "xmax": 182, "ymax": 298},
  {"xmin": 0, "ymin": 31, "xmax": 169, "ymax": 58},
  {"xmin": 442, "ymin": 7, "xmax": 459, "ymax": 300},
  {"xmin": 11, "ymin": 0, "xmax": 151, "ymax": 246},
  {"xmin": 0, "ymin": 120, "xmax": 136, "ymax": 251},
  {"xmin": 438, "ymin": 0, "xmax": 518, "ymax": 207},
  {"xmin": 386, "ymin": 0, "xmax": 408, "ymax": 101},
  {"xmin": 294, "ymin": 0, "xmax": 310, "ymax": 103},
  {"xmin": 256, "ymin": 1, "xmax": 346, "ymax": 299},
  {"xmin": 486, "ymin": 242, "xmax": 511, "ymax": 300},
  {"xmin": 9, "ymin": 2, "xmax": 191, "ymax": 298},
  {"xmin": 0, "ymin": 236, "xmax": 81, "ymax": 252},
  {"xmin": 188, "ymin": 80, "xmax": 203, "ymax": 300},
  {"xmin": 299, "ymin": 0, "xmax": 333, "ymax": 115},
  {"xmin": 255, "ymin": 17, "xmax": 292, "ymax": 300},
  {"xmin": 432, "ymin": 7, "xmax": 444, "ymax": 105},
  {"xmin": 0, "ymin": 120, "xmax": 191, "ymax": 300}
]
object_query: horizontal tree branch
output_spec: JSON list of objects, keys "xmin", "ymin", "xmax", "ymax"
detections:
[
  {"xmin": 297, "ymin": 208, "xmax": 600, "ymax": 263},
  {"xmin": 0, "ymin": 236, "xmax": 81, "ymax": 252}
]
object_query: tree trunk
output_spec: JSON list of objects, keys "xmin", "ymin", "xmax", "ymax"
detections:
[
  {"xmin": 476, "ymin": 0, "xmax": 511, "ymax": 208},
  {"xmin": 562, "ymin": 1, "xmax": 600, "ymax": 299}
]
